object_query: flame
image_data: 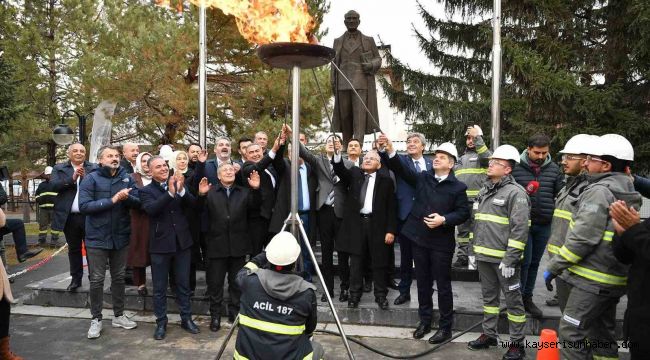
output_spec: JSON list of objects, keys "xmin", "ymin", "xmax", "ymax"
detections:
[
  {"xmin": 202, "ymin": 0, "xmax": 315, "ymax": 44},
  {"xmin": 155, "ymin": 0, "xmax": 316, "ymax": 44}
]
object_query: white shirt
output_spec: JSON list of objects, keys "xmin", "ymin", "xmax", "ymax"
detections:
[
  {"xmin": 70, "ymin": 165, "xmax": 81, "ymax": 213},
  {"xmin": 412, "ymin": 157, "xmax": 426, "ymax": 172},
  {"xmin": 360, "ymin": 172, "xmax": 376, "ymax": 215},
  {"xmin": 299, "ymin": 164, "xmax": 310, "ymax": 211},
  {"xmin": 435, "ymin": 174, "xmax": 448, "ymax": 182}
]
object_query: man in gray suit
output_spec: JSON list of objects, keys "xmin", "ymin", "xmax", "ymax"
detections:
[
  {"xmin": 299, "ymin": 136, "xmax": 353, "ymax": 302},
  {"xmin": 331, "ymin": 10, "xmax": 382, "ymax": 144}
]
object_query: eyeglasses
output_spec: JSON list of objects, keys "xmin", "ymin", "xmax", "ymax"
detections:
[
  {"xmin": 561, "ymin": 154, "xmax": 585, "ymax": 161},
  {"xmin": 586, "ymin": 155, "xmax": 608, "ymax": 164},
  {"xmin": 488, "ymin": 160, "xmax": 508, "ymax": 168}
]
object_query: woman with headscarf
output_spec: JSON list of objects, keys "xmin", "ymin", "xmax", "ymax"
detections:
[
  {"xmin": 168, "ymin": 149, "xmax": 202, "ymax": 293},
  {"xmin": 129, "ymin": 152, "xmax": 153, "ymax": 295}
]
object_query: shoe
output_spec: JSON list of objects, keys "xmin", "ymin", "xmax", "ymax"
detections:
[
  {"xmin": 38, "ymin": 239, "xmax": 47, "ymax": 247},
  {"xmin": 453, "ymin": 256, "xmax": 468, "ymax": 268},
  {"xmin": 502, "ymin": 341, "xmax": 525, "ymax": 360},
  {"xmin": 137, "ymin": 286, "xmax": 148, "ymax": 296},
  {"xmin": 339, "ymin": 290, "xmax": 349, "ymax": 302},
  {"xmin": 227, "ymin": 313, "xmax": 236, "ymax": 324},
  {"xmin": 412, "ymin": 323, "xmax": 431, "ymax": 339},
  {"xmin": 49, "ymin": 240, "xmax": 61, "ymax": 248},
  {"xmin": 428, "ymin": 329, "xmax": 452, "ymax": 344},
  {"xmin": 67, "ymin": 280, "xmax": 82, "ymax": 292},
  {"xmin": 154, "ymin": 321, "xmax": 167, "ymax": 340},
  {"xmin": 321, "ymin": 294, "xmax": 328, "ymax": 303},
  {"xmin": 363, "ymin": 281, "xmax": 372, "ymax": 293},
  {"xmin": 210, "ymin": 316, "xmax": 221, "ymax": 332},
  {"xmin": 112, "ymin": 315, "xmax": 137, "ymax": 330},
  {"xmin": 18, "ymin": 248, "xmax": 43, "ymax": 263},
  {"xmin": 375, "ymin": 297, "xmax": 389, "ymax": 310},
  {"xmin": 0, "ymin": 336, "xmax": 23, "ymax": 360},
  {"xmin": 546, "ymin": 294, "xmax": 559, "ymax": 307},
  {"xmin": 393, "ymin": 293, "xmax": 411, "ymax": 305},
  {"xmin": 388, "ymin": 279, "xmax": 399, "ymax": 290},
  {"xmin": 467, "ymin": 334, "xmax": 498, "ymax": 350},
  {"xmin": 523, "ymin": 295, "xmax": 543, "ymax": 318},
  {"xmin": 87, "ymin": 318, "xmax": 103, "ymax": 339},
  {"xmin": 181, "ymin": 319, "xmax": 200, "ymax": 334},
  {"xmin": 347, "ymin": 300, "xmax": 359, "ymax": 308}
]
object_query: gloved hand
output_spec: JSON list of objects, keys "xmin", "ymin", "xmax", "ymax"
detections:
[
  {"xmin": 468, "ymin": 256, "xmax": 476, "ymax": 270},
  {"xmin": 544, "ymin": 270, "xmax": 557, "ymax": 291},
  {"xmin": 498, "ymin": 262, "xmax": 515, "ymax": 278},
  {"xmin": 473, "ymin": 124, "xmax": 483, "ymax": 136}
]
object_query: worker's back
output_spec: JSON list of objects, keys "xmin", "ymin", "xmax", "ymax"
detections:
[{"xmin": 235, "ymin": 261, "xmax": 317, "ymax": 360}]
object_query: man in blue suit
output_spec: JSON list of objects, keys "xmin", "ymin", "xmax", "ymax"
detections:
[
  {"xmin": 140, "ymin": 156, "xmax": 200, "ymax": 340},
  {"xmin": 379, "ymin": 133, "xmax": 433, "ymax": 305},
  {"xmin": 381, "ymin": 135, "xmax": 470, "ymax": 344}
]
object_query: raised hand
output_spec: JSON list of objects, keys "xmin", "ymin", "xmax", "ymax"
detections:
[
  {"xmin": 198, "ymin": 177, "xmax": 211, "ymax": 195},
  {"xmin": 385, "ymin": 233, "xmax": 395, "ymax": 245},
  {"xmin": 73, "ymin": 167, "xmax": 85, "ymax": 181},
  {"xmin": 112, "ymin": 188, "xmax": 132, "ymax": 203},
  {"xmin": 248, "ymin": 170, "xmax": 261, "ymax": 189},
  {"xmin": 233, "ymin": 162, "xmax": 241, "ymax": 173},
  {"xmin": 167, "ymin": 176, "xmax": 177, "ymax": 196},
  {"xmin": 175, "ymin": 174, "xmax": 185, "ymax": 193},
  {"xmin": 198, "ymin": 149, "xmax": 208, "ymax": 163},
  {"xmin": 272, "ymin": 132, "xmax": 282, "ymax": 152}
]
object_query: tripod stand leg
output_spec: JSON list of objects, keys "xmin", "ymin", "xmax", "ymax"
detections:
[
  {"xmin": 215, "ymin": 314, "xmax": 240, "ymax": 360},
  {"xmin": 294, "ymin": 216, "xmax": 355, "ymax": 360}
]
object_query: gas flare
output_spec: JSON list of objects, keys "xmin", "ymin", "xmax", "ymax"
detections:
[{"xmin": 156, "ymin": 0, "xmax": 316, "ymax": 44}]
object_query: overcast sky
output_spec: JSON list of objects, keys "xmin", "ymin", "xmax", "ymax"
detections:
[{"xmin": 320, "ymin": 0, "xmax": 446, "ymax": 72}]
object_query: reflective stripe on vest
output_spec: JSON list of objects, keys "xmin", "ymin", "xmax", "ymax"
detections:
[
  {"xmin": 235, "ymin": 350, "xmax": 314, "ymax": 360},
  {"xmin": 507, "ymin": 312, "xmax": 526, "ymax": 323},
  {"xmin": 238, "ymin": 314, "xmax": 306, "ymax": 335},
  {"xmin": 476, "ymin": 145, "xmax": 488, "ymax": 154},
  {"xmin": 456, "ymin": 168, "xmax": 487, "ymax": 176},
  {"xmin": 473, "ymin": 245, "xmax": 506, "ymax": 258},
  {"xmin": 475, "ymin": 213, "xmax": 509, "ymax": 225},
  {"xmin": 559, "ymin": 245, "xmax": 582, "ymax": 264},
  {"xmin": 483, "ymin": 305, "xmax": 500, "ymax": 314},
  {"xmin": 567, "ymin": 265, "xmax": 627, "ymax": 286},
  {"xmin": 244, "ymin": 262, "xmax": 258, "ymax": 271},
  {"xmin": 39, "ymin": 204, "xmax": 54, "ymax": 208},
  {"xmin": 547, "ymin": 244, "xmax": 560, "ymax": 255},
  {"xmin": 466, "ymin": 190, "xmax": 480, "ymax": 197},
  {"xmin": 602, "ymin": 231, "xmax": 614, "ymax": 242},
  {"xmin": 507, "ymin": 239, "xmax": 526, "ymax": 250},
  {"xmin": 592, "ymin": 355, "xmax": 619, "ymax": 360},
  {"xmin": 553, "ymin": 209, "xmax": 572, "ymax": 221}
]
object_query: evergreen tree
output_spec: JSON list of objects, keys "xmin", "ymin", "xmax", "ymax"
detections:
[{"xmin": 381, "ymin": 0, "xmax": 650, "ymax": 171}]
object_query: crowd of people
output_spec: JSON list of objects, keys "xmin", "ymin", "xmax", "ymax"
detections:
[{"xmin": 1, "ymin": 123, "xmax": 650, "ymax": 360}]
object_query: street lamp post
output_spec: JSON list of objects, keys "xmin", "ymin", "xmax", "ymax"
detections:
[{"xmin": 52, "ymin": 109, "xmax": 91, "ymax": 146}]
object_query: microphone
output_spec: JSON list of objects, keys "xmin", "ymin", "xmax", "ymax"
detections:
[{"xmin": 526, "ymin": 180, "xmax": 540, "ymax": 195}]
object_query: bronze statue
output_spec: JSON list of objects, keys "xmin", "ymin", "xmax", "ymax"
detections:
[{"xmin": 331, "ymin": 10, "xmax": 382, "ymax": 144}]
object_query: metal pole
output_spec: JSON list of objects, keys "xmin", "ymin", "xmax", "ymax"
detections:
[
  {"xmin": 290, "ymin": 65, "xmax": 301, "ymax": 239},
  {"xmin": 79, "ymin": 114, "xmax": 86, "ymax": 146},
  {"xmin": 198, "ymin": 0, "xmax": 207, "ymax": 149},
  {"xmin": 491, "ymin": 0, "xmax": 502, "ymax": 148}
]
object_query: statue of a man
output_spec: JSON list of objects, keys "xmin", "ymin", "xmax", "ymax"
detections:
[{"xmin": 331, "ymin": 10, "xmax": 382, "ymax": 144}]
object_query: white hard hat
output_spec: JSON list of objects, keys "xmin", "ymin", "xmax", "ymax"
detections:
[
  {"xmin": 435, "ymin": 142, "xmax": 459, "ymax": 161},
  {"xmin": 464, "ymin": 125, "xmax": 484, "ymax": 137},
  {"xmin": 559, "ymin": 134, "xmax": 591, "ymax": 154},
  {"xmin": 266, "ymin": 232, "xmax": 301, "ymax": 266},
  {"xmin": 159, "ymin": 145, "xmax": 174, "ymax": 162},
  {"xmin": 599, "ymin": 134, "xmax": 634, "ymax": 161},
  {"xmin": 490, "ymin": 144, "xmax": 520, "ymax": 163},
  {"xmin": 44, "ymin": 166, "xmax": 53, "ymax": 175},
  {"xmin": 578, "ymin": 135, "xmax": 603, "ymax": 156}
]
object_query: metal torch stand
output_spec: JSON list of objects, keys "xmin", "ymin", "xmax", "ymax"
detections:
[{"xmin": 216, "ymin": 65, "xmax": 355, "ymax": 360}]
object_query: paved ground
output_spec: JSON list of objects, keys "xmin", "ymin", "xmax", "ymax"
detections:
[{"xmin": 8, "ymin": 312, "xmax": 524, "ymax": 360}]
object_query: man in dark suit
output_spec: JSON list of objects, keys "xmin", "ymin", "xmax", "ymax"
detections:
[
  {"xmin": 51, "ymin": 143, "xmax": 98, "ymax": 291},
  {"xmin": 382, "ymin": 135, "xmax": 470, "ymax": 344},
  {"xmin": 198, "ymin": 163, "xmax": 261, "ymax": 332},
  {"xmin": 140, "ymin": 156, "xmax": 200, "ymax": 340},
  {"xmin": 119, "ymin": 143, "xmax": 139, "ymax": 174},
  {"xmin": 332, "ymin": 150, "xmax": 397, "ymax": 309},
  {"xmin": 299, "ymin": 136, "xmax": 354, "ymax": 302},
  {"xmin": 241, "ymin": 131, "xmax": 286, "ymax": 255},
  {"xmin": 269, "ymin": 142, "xmax": 318, "ymax": 281},
  {"xmin": 378, "ymin": 133, "xmax": 433, "ymax": 305}
]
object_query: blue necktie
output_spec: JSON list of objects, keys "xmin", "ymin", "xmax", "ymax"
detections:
[
  {"xmin": 161, "ymin": 182, "xmax": 168, "ymax": 191},
  {"xmin": 414, "ymin": 161, "xmax": 422, "ymax": 173}
]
